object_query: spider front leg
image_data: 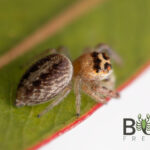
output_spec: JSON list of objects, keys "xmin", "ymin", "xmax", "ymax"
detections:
[
  {"xmin": 84, "ymin": 80, "xmax": 120, "ymax": 99},
  {"xmin": 95, "ymin": 43, "xmax": 123, "ymax": 66},
  {"xmin": 81, "ymin": 82, "xmax": 108, "ymax": 104},
  {"xmin": 96, "ymin": 86, "xmax": 120, "ymax": 99}
]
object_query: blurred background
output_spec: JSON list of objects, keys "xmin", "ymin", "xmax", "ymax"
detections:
[{"xmin": 0, "ymin": 0, "xmax": 150, "ymax": 149}]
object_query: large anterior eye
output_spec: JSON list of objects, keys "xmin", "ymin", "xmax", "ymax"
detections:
[
  {"xmin": 104, "ymin": 62, "xmax": 112, "ymax": 71},
  {"xmin": 91, "ymin": 51, "xmax": 102, "ymax": 73}
]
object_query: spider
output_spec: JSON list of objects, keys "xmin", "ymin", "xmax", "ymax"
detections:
[{"xmin": 15, "ymin": 43, "xmax": 122, "ymax": 117}]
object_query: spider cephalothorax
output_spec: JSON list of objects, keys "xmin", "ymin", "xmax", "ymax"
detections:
[
  {"xmin": 91, "ymin": 51, "xmax": 112, "ymax": 73},
  {"xmin": 73, "ymin": 47, "xmax": 120, "ymax": 116},
  {"xmin": 15, "ymin": 43, "xmax": 121, "ymax": 117},
  {"xmin": 73, "ymin": 51, "xmax": 112, "ymax": 82}
]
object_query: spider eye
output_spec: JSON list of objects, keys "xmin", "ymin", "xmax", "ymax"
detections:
[
  {"xmin": 104, "ymin": 62, "xmax": 112, "ymax": 71},
  {"xmin": 102, "ymin": 52, "xmax": 110, "ymax": 60},
  {"xmin": 91, "ymin": 51, "xmax": 112, "ymax": 74},
  {"xmin": 91, "ymin": 51, "xmax": 102, "ymax": 73}
]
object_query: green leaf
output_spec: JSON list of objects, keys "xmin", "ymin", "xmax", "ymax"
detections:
[{"xmin": 0, "ymin": 0, "xmax": 150, "ymax": 149}]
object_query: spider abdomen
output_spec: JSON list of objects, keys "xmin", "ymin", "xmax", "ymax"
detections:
[{"xmin": 16, "ymin": 54, "xmax": 73, "ymax": 107}]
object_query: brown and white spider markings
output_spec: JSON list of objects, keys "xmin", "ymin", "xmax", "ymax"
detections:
[{"xmin": 15, "ymin": 43, "xmax": 122, "ymax": 117}]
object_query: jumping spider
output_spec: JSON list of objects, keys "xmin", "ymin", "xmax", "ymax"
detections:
[{"xmin": 15, "ymin": 43, "xmax": 122, "ymax": 117}]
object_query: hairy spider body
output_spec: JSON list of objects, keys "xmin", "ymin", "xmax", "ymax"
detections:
[
  {"xmin": 73, "ymin": 52, "xmax": 114, "ymax": 86},
  {"xmin": 16, "ymin": 54, "xmax": 73, "ymax": 107},
  {"xmin": 15, "ymin": 44, "xmax": 121, "ymax": 117},
  {"xmin": 73, "ymin": 50, "xmax": 119, "ymax": 115}
]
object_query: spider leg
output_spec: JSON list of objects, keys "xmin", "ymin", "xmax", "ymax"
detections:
[
  {"xmin": 57, "ymin": 46, "xmax": 71, "ymax": 59},
  {"xmin": 19, "ymin": 48, "xmax": 56, "ymax": 69},
  {"xmin": 95, "ymin": 43, "xmax": 123, "ymax": 66},
  {"xmin": 82, "ymin": 47, "xmax": 94, "ymax": 53},
  {"xmin": 81, "ymin": 82, "xmax": 107, "ymax": 104},
  {"xmin": 39, "ymin": 46, "xmax": 70, "ymax": 56},
  {"xmin": 37, "ymin": 85, "xmax": 71, "ymax": 118},
  {"xmin": 101, "ymin": 72, "xmax": 116, "ymax": 90},
  {"xmin": 20, "ymin": 46, "xmax": 70, "ymax": 69},
  {"xmin": 92, "ymin": 84, "xmax": 120, "ymax": 99},
  {"xmin": 81, "ymin": 79, "xmax": 119, "ymax": 103},
  {"xmin": 74, "ymin": 76, "xmax": 82, "ymax": 117}
]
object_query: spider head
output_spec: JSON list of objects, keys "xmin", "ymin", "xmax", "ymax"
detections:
[
  {"xmin": 73, "ymin": 51, "xmax": 113, "ymax": 81},
  {"xmin": 91, "ymin": 51, "xmax": 112, "ymax": 80}
]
